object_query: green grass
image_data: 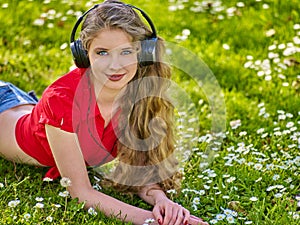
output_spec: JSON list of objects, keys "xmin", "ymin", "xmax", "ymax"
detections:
[{"xmin": 1, "ymin": 0, "xmax": 300, "ymax": 224}]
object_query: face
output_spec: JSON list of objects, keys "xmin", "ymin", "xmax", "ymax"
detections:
[{"xmin": 88, "ymin": 28, "xmax": 138, "ymax": 93}]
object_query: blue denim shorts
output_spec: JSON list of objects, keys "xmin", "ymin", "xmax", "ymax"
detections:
[{"xmin": 0, "ymin": 81, "xmax": 38, "ymax": 114}]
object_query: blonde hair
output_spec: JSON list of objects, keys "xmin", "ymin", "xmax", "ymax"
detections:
[{"xmin": 81, "ymin": 0, "xmax": 181, "ymax": 193}]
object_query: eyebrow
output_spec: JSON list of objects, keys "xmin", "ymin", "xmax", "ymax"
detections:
[{"xmin": 94, "ymin": 46, "xmax": 135, "ymax": 51}]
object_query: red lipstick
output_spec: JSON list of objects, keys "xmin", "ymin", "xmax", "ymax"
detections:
[{"xmin": 106, "ymin": 73, "xmax": 125, "ymax": 81}]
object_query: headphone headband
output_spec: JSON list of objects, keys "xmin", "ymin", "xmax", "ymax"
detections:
[
  {"xmin": 70, "ymin": 2, "xmax": 157, "ymax": 46},
  {"xmin": 126, "ymin": 4, "xmax": 157, "ymax": 38},
  {"xmin": 70, "ymin": 4, "xmax": 100, "ymax": 44}
]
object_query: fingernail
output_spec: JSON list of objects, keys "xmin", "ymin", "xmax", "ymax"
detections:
[
  {"xmin": 158, "ymin": 219, "xmax": 162, "ymax": 225},
  {"xmin": 184, "ymin": 221, "xmax": 188, "ymax": 225}
]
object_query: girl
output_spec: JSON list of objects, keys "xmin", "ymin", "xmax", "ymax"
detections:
[{"xmin": 0, "ymin": 1, "xmax": 208, "ymax": 224}]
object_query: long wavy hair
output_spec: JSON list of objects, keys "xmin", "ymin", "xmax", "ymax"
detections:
[{"xmin": 80, "ymin": 0, "xmax": 181, "ymax": 193}]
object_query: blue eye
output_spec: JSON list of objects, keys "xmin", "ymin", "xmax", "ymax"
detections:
[
  {"xmin": 97, "ymin": 50, "xmax": 108, "ymax": 56},
  {"xmin": 121, "ymin": 49, "xmax": 133, "ymax": 55}
]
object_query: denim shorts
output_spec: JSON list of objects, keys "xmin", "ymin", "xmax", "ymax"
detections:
[{"xmin": 0, "ymin": 81, "xmax": 38, "ymax": 114}]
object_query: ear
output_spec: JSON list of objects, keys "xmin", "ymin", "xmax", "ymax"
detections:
[{"xmin": 70, "ymin": 39, "xmax": 90, "ymax": 68}]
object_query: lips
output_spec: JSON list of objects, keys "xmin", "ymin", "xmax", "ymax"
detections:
[{"xmin": 106, "ymin": 73, "xmax": 126, "ymax": 81}]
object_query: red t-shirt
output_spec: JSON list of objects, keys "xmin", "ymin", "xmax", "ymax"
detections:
[{"xmin": 15, "ymin": 68, "xmax": 119, "ymax": 179}]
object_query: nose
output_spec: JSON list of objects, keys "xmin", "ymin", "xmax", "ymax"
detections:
[{"xmin": 108, "ymin": 54, "xmax": 122, "ymax": 71}]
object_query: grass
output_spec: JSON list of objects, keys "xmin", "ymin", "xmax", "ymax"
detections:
[{"xmin": 0, "ymin": 0, "xmax": 300, "ymax": 224}]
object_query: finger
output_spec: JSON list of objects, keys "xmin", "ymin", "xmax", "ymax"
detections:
[
  {"xmin": 200, "ymin": 222, "xmax": 209, "ymax": 225},
  {"xmin": 152, "ymin": 206, "xmax": 164, "ymax": 225},
  {"xmin": 173, "ymin": 206, "xmax": 184, "ymax": 225},
  {"xmin": 189, "ymin": 216, "xmax": 209, "ymax": 225},
  {"xmin": 182, "ymin": 208, "xmax": 190, "ymax": 225},
  {"xmin": 190, "ymin": 215, "xmax": 202, "ymax": 220},
  {"xmin": 163, "ymin": 203, "xmax": 176, "ymax": 225}
]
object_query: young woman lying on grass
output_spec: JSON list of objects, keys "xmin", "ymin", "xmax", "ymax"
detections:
[{"xmin": 0, "ymin": 1, "xmax": 208, "ymax": 224}]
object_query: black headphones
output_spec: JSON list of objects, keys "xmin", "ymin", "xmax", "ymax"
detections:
[{"xmin": 70, "ymin": 2, "xmax": 158, "ymax": 68}]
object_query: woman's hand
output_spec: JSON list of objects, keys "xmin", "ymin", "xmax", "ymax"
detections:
[
  {"xmin": 152, "ymin": 198, "xmax": 209, "ymax": 225},
  {"xmin": 189, "ymin": 215, "xmax": 209, "ymax": 225},
  {"xmin": 152, "ymin": 198, "xmax": 189, "ymax": 225}
]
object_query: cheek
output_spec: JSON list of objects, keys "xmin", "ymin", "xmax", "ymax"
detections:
[
  {"xmin": 126, "ymin": 55, "xmax": 138, "ymax": 70},
  {"xmin": 126, "ymin": 63, "xmax": 138, "ymax": 77},
  {"xmin": 89, "ymin": 53, "xmax": 107, "ymax": 66},
  {"xmin": 90, "ymin": 58, "xmax": 107, "ymax": 78},
  {"xmin": 120, "ymin": 54, "xmax": 138, "ymax": 66}
]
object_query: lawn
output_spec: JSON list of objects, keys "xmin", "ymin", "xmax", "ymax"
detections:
[{"xmin": 0, "ymin": 0, "xmax": 299, "ymax": 224}]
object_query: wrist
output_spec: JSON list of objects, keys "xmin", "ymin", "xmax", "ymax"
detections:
[
  {"xmin": 138, "ymin": 184, "xmax": 168, "ymax": 206},
  {"xmin": 152, "ymin": 191, "xmax": 168, "ymax": 205},
  {"xmin": 135, "ymin": 210, "xmax": 158, "ymax": 225}
]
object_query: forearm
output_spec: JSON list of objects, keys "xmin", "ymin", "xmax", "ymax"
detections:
[
  {"xmin": 46, "ymin": 125, "xmax": 156, "ymax": 224},
  {"xmin": 138, "ymin": 184, "xmax": 168, "ymax": 206},
  {"xmin": 73, "ymin": 187, "xmax": 155, "ymax": 225}
]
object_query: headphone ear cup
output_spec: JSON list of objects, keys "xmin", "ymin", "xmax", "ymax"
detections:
[
  {"xmin": 139, "ymin": 37, "xmax": 157, "ymax": 66},
  {"xmin": 70, "ymin": 39, "xmax": 90, "ymax": 68}
]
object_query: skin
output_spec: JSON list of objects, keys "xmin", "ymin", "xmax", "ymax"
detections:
[
  {"xmin": 0, "ymin": 28, "xmax": 208, "ymax": 225},
  {"xmin": 88, "ymin": 28, "xmax": 139, "ymax": 125}
]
